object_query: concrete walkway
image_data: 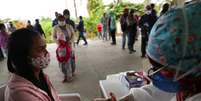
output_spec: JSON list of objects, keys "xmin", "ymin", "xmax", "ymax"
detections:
[{"xmin": 0, "ymin": 37, "xmax": 150, "ymax": 101}]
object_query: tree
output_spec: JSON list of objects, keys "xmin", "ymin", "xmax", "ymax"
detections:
[
  {"xmin": 85, "ymin": 0, "xmax": 145, "ymax": 38},
  {"xmin": 106, "ymin": 2, "xmax": 144, "ymax": 19},
  {"xmin": 85, "ymin": 0, "xmax": 104, "ymax": 38},
  {"xmin": 40, "ymin": 17, "xmax": 53, "ymax": 43},
  {"xmin": 116, "ymin": 0, "xmax": 122, "ymax": 4},
  {"xmin": 143, "ymin": 0, "xmax": 151, "ymax": 5},
  {"xmin": 87, "ymin": 0, "xmax": 104, "ymax": 16},
  {"xmin": 1, "ymin": 18, "xmax": 11, "ymax": 23},
  {"xmin": 0, "ymin": 19, "xmax": 3, "ymax": 23}
]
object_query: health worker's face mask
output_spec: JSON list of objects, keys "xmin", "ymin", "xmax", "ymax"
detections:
[{"xmin": 148, "ymin": 67, "xmax": 180, "ymax": 93}]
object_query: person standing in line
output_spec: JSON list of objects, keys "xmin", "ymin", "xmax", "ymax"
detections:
[
  {"xmin": 97, "ymin": 23, "xmax": 103, "ymax": 39},
  {"xmin": 134, "ymin": 14, "xmax": 140, "ymax": 41},
  {"xmin": 53, "ymin": 15, "xmax": 75, "ymax": 83},
  {"xmin": 101, "ymin": 13, "xmax": 108, "ymax": 40},
  {"xmin": 26, "ymin": 20, "xmax": 34, "ymax": 30},
  {"xmin": 63, "ymin": 9, "xmax": 75, "ymax": 30},
  {"xmin": 139, "ymin": 5, "xmax": 152, "ymax": 58},
  {"xmin": 52, "ymin": 12, "xmax": 59, "ymax": 27},
  {"xmin": 8, "ymin": 22, "xmax": 16, "ymax": 34},
  {"xmin": 120, "ymin": 8, "xmax": 129, "ymax": 49},
  {"xmin": 108, "ymin": 11, "xmax": 117, "ymax": 45},
  {"xmin": 160, "ymin": 3, "xmax": 170, "ymax": 16},
  {"xmin": 0, "ymin": 23, "xmax": 9, "ymax": 59},
  {"xmin": 63, "ymin": 9, "xmax": 77, "ymax": 77},
  {"xmin": 127, "ymin": 9, "xmax": 137, "ymax": 54},
  {"xmin": 77, "ymin": 16, "xmax": 88, "ymax": 45},
  {"xmin": 34, "ymin": 19, "xmax": 46, "ymax": 38},
  {"xmin": 150, "ymin": 3, "xmax": 158, "ymax": 30},
  {"xmin": 150, "ymin": 3, "xmax": 157, "ymax": 17}
]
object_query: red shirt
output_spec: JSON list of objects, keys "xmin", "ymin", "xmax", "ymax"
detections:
[{"xmin": 97, "ymin": 23, "xmax": 103, "ymax": 32}]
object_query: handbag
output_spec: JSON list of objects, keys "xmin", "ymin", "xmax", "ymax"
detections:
[{"xmin": 56, "ymin": 40, "xmax": 71, "ymax": 62}]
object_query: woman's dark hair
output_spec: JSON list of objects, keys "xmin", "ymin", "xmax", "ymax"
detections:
[
  {"xmin": 150, "ymin": 3, "xmax": 155, "ymax": 8},
  {"xmin": 35, "ymin": 19, "xmax": 39, "ymax": 23},
  {"xmin": 7, "ymin": 28, "xmax": 38, "ymax": 75},
  {"xmin": 27, "ymin": 20, "xmax": 31, "ymax": 24},
  {"xmin": 58, "ymin": 15, "xmax": 65, "ymax": 21},
  {"xmin": 7, "ymin": 28, "xmax": 54, "ymax": 101},
  {"xmin": 146, "ymin": 5, "xmax": 151, "ymax": 11},
  {"xmin": 79, "ymin": 16, "xmax": 82, "ymax": 19},
  {"xmin": 63, "ymin": 9, "xmax": 70, "ymax": 16}
]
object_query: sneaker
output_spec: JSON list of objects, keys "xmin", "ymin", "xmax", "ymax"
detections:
[
  {"xmin": 62, "ymin": 78, "xmax": 68, "ymax": 83},
  {"xmin": 111, "ymin": 43, "xmax": 116, "ymax": 45},
  {"xmin": 132, "ymin": 49, "xmax": 136, "ymax": 52},
  {"xmin": 83, "ymin": 43, "xmax": 88, "ymax": 45},
  {"xmin": 66, "ymin": 77, "xmax": 73, "ymax": 82}
]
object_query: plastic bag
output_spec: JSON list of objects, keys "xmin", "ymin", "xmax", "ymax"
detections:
[{"xmin": 56, "ymin": 40, "xmax": 71, "ymax": 62}]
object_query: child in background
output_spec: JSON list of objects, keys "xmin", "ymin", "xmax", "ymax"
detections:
[{"xmin": 97, "ymin": 23, "xmax": 103, "ymax": 39}]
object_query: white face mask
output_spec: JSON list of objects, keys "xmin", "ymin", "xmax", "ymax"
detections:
[
  {"xmin": 145, "ymin": 10, "xmax": 151, "ymax": 15},
  {"xmin": 58, "ymin": 21, "xmax": 66, "ymax": 26},
  {"xmin": 31, "ymin": 52, "xmax": 50, "ymax": 69}
]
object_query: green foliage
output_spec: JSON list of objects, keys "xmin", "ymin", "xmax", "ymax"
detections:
[
  {"xmin": 0, "ymin": 18, "xmax": 11, "ymax": 24},
  {"xmin": 85, "ymin": 1, "xmax": 145, "ymax": 38},
  {"xmin": 1, "ymin": 18, "xmax": 11, "ymax": 23},
  {"xmin": 0, "ymin": 19, "xmax": 3, "ymax": 23},
  {"xmin": 84, "ymin": 17, "xmax": 99, "ymax": 39},
  {"xmin": 106, "ymin": 2, "xmax": 144, "ymax": 19},
  {"xmin": 40, "ymin": 17, "xmax": 53, "ymax": 43},
  {"xmin": 86, "ymin": 0, "xmax": 104, "ymax": 39},
  {"xmin": 12, "ymin": 20, "xmax": 26, "ymax": 29},
  {"xmin": 87, "ymin": 0, "xmax": 104, "ymax": 16}
]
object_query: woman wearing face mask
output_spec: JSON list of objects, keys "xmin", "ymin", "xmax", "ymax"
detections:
[
  {"xmin": 95, "ymin": 1, "xmax": 201, "ymax": 101},
  {"xmin": 53, "ymin": 15, "xmax": 75, "ymax": 83},
  {"xmin": 4, "ymin": 29, "xmax": 61, "ymax": 101}
]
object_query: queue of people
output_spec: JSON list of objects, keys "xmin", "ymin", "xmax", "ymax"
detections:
[
  {"xmin": 2, "ymin": 1, "xmax": 201, "ymax": 101},
  {"xmin": 97, "ymin": 3, "xmax": 160, "ymax": 56},
  {"xmin": 95, "ymin": 1, "xmax": 201, "ymax": 101},
  {"xmin": 98, "ymin": 11, "xmax": 117, "ymax": 45},
  {"xmin": 120, "ymin": 8, "xmax": 138, "ymax": 54}
]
